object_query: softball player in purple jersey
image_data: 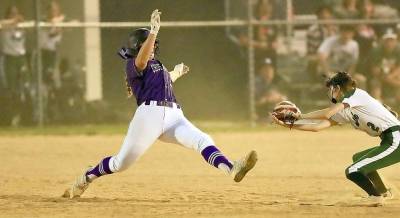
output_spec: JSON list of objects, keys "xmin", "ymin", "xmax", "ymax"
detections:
[{"xmin": 63, "ymin": 9, "xmax": 257, "ymax": 198}]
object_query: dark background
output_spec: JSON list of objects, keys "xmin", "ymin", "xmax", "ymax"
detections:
[
  {"xmin": 100, "ymin": 0, "xmax": 248, "ymax": 120},
  {"xmin": 5, "ymin": 0, "xmax": 400, "ymax": 123}
]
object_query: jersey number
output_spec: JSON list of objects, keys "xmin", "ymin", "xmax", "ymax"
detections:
[
  {"xmin": 352, "ymin": 113, "xmax": 360, "ymax": 127},
  {"xmin": 367, "ymin": 122, "xmax": 380, "ymax": 132},
  {"xmin": 352, "ymin": 113, "xmax": 380, "ymax": 132}
]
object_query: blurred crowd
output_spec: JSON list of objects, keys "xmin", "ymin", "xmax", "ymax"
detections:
[
  {"xmin": 0, "ymin": 1, "xmax": 85, "ymax": 126},
  {"xmin": 306, "ymin": 0, "xmax": 400, "ymax": 103},
  {"xmin": 2, "ymin": 0, "xmax": 400, "ymax": 125},
  {"xmin": 231, "ymin": 0, "xmax": 400, "ymax": 121}
]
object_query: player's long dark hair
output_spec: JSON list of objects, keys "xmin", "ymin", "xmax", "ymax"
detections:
[
  {"xmin": 325, "ymin": 71, "xmax": 357, "ymax": 92},
  {"xmin": 125, "ymin": 76, "xmax": 133, "ymax": 98},
  {"xmin": 383, "ymin": 103, "xmax": 399, "ymax": 118}
]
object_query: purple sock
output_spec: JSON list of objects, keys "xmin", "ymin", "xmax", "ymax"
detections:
[
  {"xmin": 85, "ymin": 156, "xmax": 114, "ymax": 181},
  {"xmin": 201, "ymin": 146, "xmax": 233, "ymax": 169}
]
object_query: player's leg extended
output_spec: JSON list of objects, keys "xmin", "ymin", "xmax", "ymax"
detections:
[
  {"xmin": 351, "ymin": 147, "xmax": 388, "ymax": 195},
  {"xmin": 159, "ymin": 111, "xmax": 257, "ymax": 182},
  {"xmin": 346, "ymin": 130, "xmax": 400, "ymax": 196},
  {"xmin": 159, "ymin": 118, "xmax": 233, "ymax": 172},
  {"xmin": 86, "ymin": 108, "xmax": 163, "ymax": 181},
  {"xmin": 63, "ymin": 105, "xmax": 164, "ymax": 198}
]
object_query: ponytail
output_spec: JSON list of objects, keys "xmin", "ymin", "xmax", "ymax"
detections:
[
  {"xmin": 125, "ymin": 75, "xmax": 133, "ymax": 98},
  {"xmin": 326, "ymin": 71, "xmax": 357, "ymax": 91}
]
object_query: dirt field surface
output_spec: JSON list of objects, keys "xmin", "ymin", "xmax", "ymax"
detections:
[{"xmin": 1, "ymin": 127, "xmax": 400, "ymax": 218}]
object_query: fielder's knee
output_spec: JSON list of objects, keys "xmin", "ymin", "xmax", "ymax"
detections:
[
  {"xmin": 345, "ymin": 164, "xmax": 367, "ymax": 180},
  {"xmin": 346, "ymin": 168, "xmax": 359, "ymax": 181},
  {"xmin": 346, "ymin": 170, "xmax": 366, "ymax": 187},
  {"xmin": 346, "ymin": 164, "xmax": 358, "ymax": 178},
  {"xmin": 345, "ymin": 166, "xmax": 351, "ymax": 179}
]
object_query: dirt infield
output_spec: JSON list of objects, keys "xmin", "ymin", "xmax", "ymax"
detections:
[{"xmin": 1, "ymin": 127, "xmax": 400, "ymax": 217}]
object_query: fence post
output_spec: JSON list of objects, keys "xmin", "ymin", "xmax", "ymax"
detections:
[
  {"xmin": 34, "ymin": 0, "xmax": 44, "ymax": 127},
  {"xmin": 247, "ymin": 0, "xmax": 256, "ymax": 127}
]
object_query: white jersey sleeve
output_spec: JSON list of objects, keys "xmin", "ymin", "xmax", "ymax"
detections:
[
  {"xmin": 330, "ymin": 110, "xmax": 349, "ymax": 125},
  {"xmin": 342, "ymin": 92, "xmax": 363, "ymax": 108}
]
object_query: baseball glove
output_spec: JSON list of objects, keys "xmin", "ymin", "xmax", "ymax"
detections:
[{"xmin": 271, "ymin": 101, "xmax": 301, "ymax": 128}]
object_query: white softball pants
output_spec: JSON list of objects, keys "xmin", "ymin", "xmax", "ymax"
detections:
[{"xmin": 108, "ymin": 101, "xmax": 214, "ymax": 172}]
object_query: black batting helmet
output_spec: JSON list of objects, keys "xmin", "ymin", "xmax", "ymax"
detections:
[{"xmin": 118, "ymin": 28, "xmax": 159, "ymax": 60}]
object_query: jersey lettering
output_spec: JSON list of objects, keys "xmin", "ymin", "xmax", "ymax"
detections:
[{"xmin": 150, "ymin": 63, "xmax": 163, "ymax": 73}]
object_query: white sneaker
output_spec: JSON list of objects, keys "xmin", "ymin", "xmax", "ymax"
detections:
[
  {"xmin": 352, "ymin": 195, "xmax": 385, "ymax": 207},
  {"xmin": 62, "ymin": 167, "xmax": 91, "ymax": 198},
  {"xmin": 231, "ymin": 150, "xmax": 258, "ymax": 183}
]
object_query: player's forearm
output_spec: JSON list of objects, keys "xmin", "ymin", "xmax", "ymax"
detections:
[
  {"xmin": 135, "ymin": 33, "xmax": 157, "ymax": 71},
  {"xmin": 169, "ymin": 69, "xmax": 179, "ymax": 82},
  {"xmin": 292, "ymin": 120, "xmax": 332, "ymax": 132},
  {"xmin": 299, "ymin": 108, "xmax": 331, "ymax": 120},
  {"xmin": 300, "ymin": 104, "xmax": 344, "ymax": 120},
  {"xmin": 292, "ymin": 124, "xmax": 321, "ymax": 132}
]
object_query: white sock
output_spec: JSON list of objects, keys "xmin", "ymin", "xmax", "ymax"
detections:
[{"xmin": 218, "ymin": 163, "xmax": 232, "ymax": 175}]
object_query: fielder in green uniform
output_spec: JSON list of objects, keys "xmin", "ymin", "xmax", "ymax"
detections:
[{"xmin": 272, "ymin": 71, "xmax": 400, "ymax": 206}]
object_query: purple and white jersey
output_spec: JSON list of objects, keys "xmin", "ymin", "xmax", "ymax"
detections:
[{"xmin": 126, "ymin": 58, "xmax": 177, "ymax": 106}]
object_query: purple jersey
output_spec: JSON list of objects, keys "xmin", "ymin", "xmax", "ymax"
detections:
[{"xmin": 125, "ymin": 58, "xmax": 177, "ymax": 105}]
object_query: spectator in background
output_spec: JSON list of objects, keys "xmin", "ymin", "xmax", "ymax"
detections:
[
  {"xmin": 354, "ymin": 0, "xmax": 398, "ymax": 36},
  {"xmin": 334, "ymin": 0, "xmax": 360, "ymax": 19},
  {"xmin": 355, "ymin": 0, "xmax": 378, "ymax": 74},
  {"xmin": 224, "ymin": 0, "xmax": 247, "ymax": 48},
  {"xmin": 236, "ymin": 0, "xmax": 278, "ymax": 69},
  {"xmin": 40, "ymin": 1, "xmax": 64, "ymax": 123},
  {"xmin": 0, "ymin": 5, "xmax": 26, "ymax": 126},
  {"xmin": 317, "ymin": 25, "xmax": 360, "ymax": 74},
  {"xmin": 254, "ymin": 0, "xmax": 278, "ymax": 69},
  {"xmin": 306, "ymin": 5, "xmax": 338, "ymax": 80},
  {"xmin": 51, "ymin": 58, "xmax": 85, "ymax": 123},
  {"xmin": 40, "ymin": 1, "xmax": 64, "ymax": 88},
  {"xmin": 371, "ymin": 0, "xmax": 398, "ymax": 36},
  {"xmin": 269, "ymin": 0, "xmax": 288, "ymax": 20},
  {"xmin": 255, "ymin": 58, "xmax": 286, "ymax": 121},
  {"xmin": 253, "ymin": 0, "xmax": 281, "ymax": 115},
  {"xmin": 369, "ymin": 28, "xmax": 400, "ymax": 103}
]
